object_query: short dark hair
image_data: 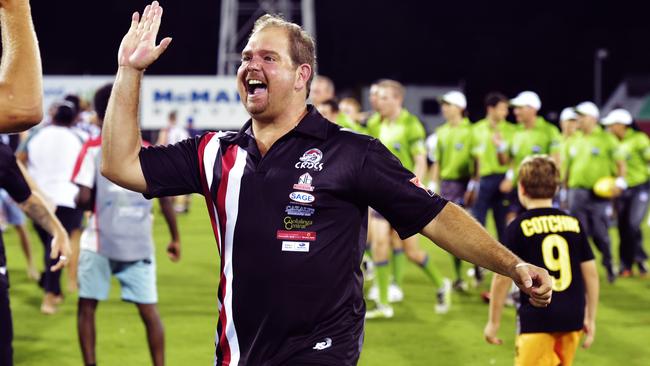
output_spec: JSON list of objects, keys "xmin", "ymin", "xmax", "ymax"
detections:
[
  {"xmin": 319, "ymin": 98, "xmax": 339, "ymax": 113},
  {"xmin": 64, "ymin": 94, "xmax": 81, "ymax": 115},
  {"xmin": 93, "ymin": 84, "xmax": 113, "ymax": 121},
  {"xmin": 251, "ymin": 14, "xmax": 316, "ymax": 98},
  {"xmin": 53, "ymin": 101, "xmax": 76, "ymax": 126},
  {"xmin": 484, "ymin": 92, "xmax": 508, "ymax": 109},
  {"xmin": 518, "ymin": 155, "xmax": 559, "ymax": 199}
]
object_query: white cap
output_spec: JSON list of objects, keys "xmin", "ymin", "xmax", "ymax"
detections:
[
  {"xmin": 440, "ymin": 91, "xmax": 467, "ymax": 109},
  {"xmin": 559, "ymin": 107, "xmax": 578, "ymax": 121},
  {"xmin": 575, "ymin": 101, "xmax": 600, "ymax": 119},
  {"xmin": 601, "ymin": 108, "xmax": 633, "ymax": 126},
  {"xmin": 510, "ymin": 91, "xmax": 541, "ymax": 110}
]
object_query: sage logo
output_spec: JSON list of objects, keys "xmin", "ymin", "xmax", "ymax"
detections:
[
  {"xmin": 295, "ymin": 148, "xmax": 324, "ymax": 171},
  {"xmin": 289, "ymin": 191, "xmax": 315, "ymax": 204}
]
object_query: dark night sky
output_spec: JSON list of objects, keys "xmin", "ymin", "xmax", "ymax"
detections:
[{"xmin": 29, "ymin": 1, "xmax": 650, "ymax": 119}]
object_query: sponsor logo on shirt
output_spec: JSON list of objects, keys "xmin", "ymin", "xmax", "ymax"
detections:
[
  {"xmin": 284, "ymin": 217, "xmax": 313, "ymax": 230},
  {"xmin": 532, "ymin": 145, "xmax": 542, "ymax": 153},
  {"xmin": 293, "ymin": 173, "xmax": 315, "ymax": 191},
  {"xmin": 295, "ymin": 148, "xmax": 324, "ymax": 171},
  {"xmin": 277, "ymin": 230, "xmax": 317, "ymax": 241},
  {"xmin": 454, "ymin": 142, "xmax": 464, "ymax": 150},
  {"xmin": 290, "ymin": 191, "xmax": 315, "ymax": 204},
  {"xmin": 313, "ymin": 337, "xmax": 332, "ymax": 351},
  {"xmin": 282, "ymin": 241, "xmax": 310, "ymax": 252},
  {"xmin": 591, "ymin": 147, "xmax": 600, "ymax": 156},
  {"xmin": 285, "ymin": 205, "xmax": 315, "ymax": 217}
]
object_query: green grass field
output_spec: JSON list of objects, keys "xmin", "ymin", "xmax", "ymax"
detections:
[{"xmin": 4, "ymin": 195, "xmax": 650, "ymax": 365}]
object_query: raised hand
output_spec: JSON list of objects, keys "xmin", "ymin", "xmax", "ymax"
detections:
[{"xmin": 118, "ymin": 1, "xmax": 172, "ymax": 71}]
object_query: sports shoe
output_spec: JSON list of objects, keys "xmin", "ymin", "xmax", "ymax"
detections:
[
  {"xmin": 388, "ymin": 283, "xmax": 404, "ymax": 303},
  {"xmin": 365, "ymin": 303, "xmax": 394, "ymax": 319},
  {"xmin": 435, "ymin": 278, "xmax": 452, "ymax": 314},
  {"xmin": 367, "ymin": 285, "xmax": 379, "ymax": 302},
  {"xmin": 367, "ymin": 283, "xmax": 403, "ymax": 303},
  {"xmin": 452, "ymin": 279, "xmax": 468, "ymax": 292}
]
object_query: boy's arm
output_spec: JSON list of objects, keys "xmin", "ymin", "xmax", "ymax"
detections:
[
  {"xmin": 484, "ymin": 273, "xmax": 513, "ymax": 345},
  {"xmin": 581, "ymin": 259, "xmax": 599, "ymax": 348}
]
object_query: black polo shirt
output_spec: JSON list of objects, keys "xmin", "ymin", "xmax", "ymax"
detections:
[
  {"xmin": 503, "ymin": 207, "xmax": 595, "ymax": 334},
  {"xmin": 140, "ymin": 106, "xmax": 448, "ymax": 365},
  {"xmin": 0, "ymin": 143, "xmax": 32, "ymax": 285}
]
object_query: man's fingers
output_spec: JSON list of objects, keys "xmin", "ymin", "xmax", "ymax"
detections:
[
  {"xmin": 130, "ymin": 12, "xmax": 140, "ymax": 30},
  {"xmin": 137, "ymin": 4, "xmax": 152, "ymax": 32},
  {"xmin": 155, "ymin": 37, "xmax": 173, "ymax": 57},
  {"xmin": 149, "ymin": 5, "xmax": 163, "ymax": 34},
  {"xmin": 141, "ymin": 2, "xmax": 158, "ymax": 34},
  {"xmin": 50, "ymin": 261, "xmax": 64, "ymax": 272}
]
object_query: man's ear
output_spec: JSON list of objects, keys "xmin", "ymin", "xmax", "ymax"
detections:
[{"xmin": 295, "ymin": 64, "xmax": 312, "ymax": 93}]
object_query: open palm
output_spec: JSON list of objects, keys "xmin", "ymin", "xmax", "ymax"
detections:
[{"xmin": 118, "ymin": 1, "xmax": 172, "ymax": 71}]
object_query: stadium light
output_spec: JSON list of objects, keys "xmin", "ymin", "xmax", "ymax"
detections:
[{"xmin": 594, "ymin": 48, "xmax": 609, "ymax": 107}]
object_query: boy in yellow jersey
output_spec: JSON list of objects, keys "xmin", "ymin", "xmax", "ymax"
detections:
[{"xmin": 484, "ymin": 155, "xmax": 599, "ymax": 366}]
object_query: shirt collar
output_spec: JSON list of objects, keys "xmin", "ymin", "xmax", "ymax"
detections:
[{"xmin": 222, "ymin": 104, "xmax": 329, "ymax": 145}]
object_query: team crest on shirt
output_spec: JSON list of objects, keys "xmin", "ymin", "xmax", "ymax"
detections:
[
  {"xmin": 591, "ymin": 147, "xmax": 600, "ymax": 156},
  {"xmin": 295, "ymin": 148, "xmax": 324, "ymax": 171},
  {"xmin": 531, "ymin": 145, "xmax": 542, "ymax": 153},
  {"xmin": 455, "ymin": 142, "xmax": 464, "ymax": 150},
  {"xmin": 293, "ymin": 173, "xmax": 315, "ymax": 191}
]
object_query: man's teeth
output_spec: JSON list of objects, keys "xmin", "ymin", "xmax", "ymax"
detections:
[{"xmin": 248, "ymin": 79, "xmax": 263, "ymax": 85}]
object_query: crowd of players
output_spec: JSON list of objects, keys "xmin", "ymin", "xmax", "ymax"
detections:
[
  {"xmin": 1, "ymin": 70, "xmax": 648, "ymax": 366},
  {"xmin": 309, "ymin": 75, "xmax": 649, "ymax": 315},
  {"xmin": 0, "ymin": 1, "xmax": 647, "ymax": 365}
]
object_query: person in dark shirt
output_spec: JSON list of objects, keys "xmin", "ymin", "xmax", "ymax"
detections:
[
  {"xmin": 101, "ymin": 2, "xmax": 553, "ymax": 364},
  {"xmin": 0, "ymin": 144, "xmax": 71, "ymax": 365},
  {"xmin": 484, "ymin": 155, "xmax": 599, "ymax": 366}
]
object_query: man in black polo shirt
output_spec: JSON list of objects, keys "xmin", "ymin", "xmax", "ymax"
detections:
[
  {"xmin": 101, "ymin": 2, "xmax": 553, "ymax": 365},
  {"xmin": 0, "ymin": 144, "xmax": 71, "ymax": 365}
]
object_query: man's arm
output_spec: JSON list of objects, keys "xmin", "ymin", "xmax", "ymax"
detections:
[
  {"xmin": 101, "ymin": 1, "xmax": 171, "ymax": 192},
  {"xmin": 421, "ymin": 202, "xmax": 552, "ymax": 307},
  {"xmin": 484, "ymin": 273, "xmax": 512, "ymax": 345},
  {"xmin": 581, "ymin": 260, "xmax": 599, "ymax": 348},
  {"xmin": 17, "ymin": 191, "xmax": 70, "ymax": 271},
  {"xmin": 158, "ymin": 196, "xmax": 181, "ymax": 262},
  {"xmin": 0, "ymin": 0, "xmax": 43, "ymax": 132}
]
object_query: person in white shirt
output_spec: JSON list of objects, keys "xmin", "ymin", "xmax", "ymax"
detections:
[{"xmin": 18, "ymin": 101, "xmax": 86, "ymax": 314}]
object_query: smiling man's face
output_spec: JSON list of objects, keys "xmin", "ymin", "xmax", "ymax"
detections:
[{"xmin": 237, "ymin": 26, "xmax": 299, "ymax": 121}]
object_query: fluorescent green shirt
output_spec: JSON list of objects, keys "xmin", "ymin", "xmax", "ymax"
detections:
[
  {"xmin": 471, "ymin": 119, "xmax": 516, "ymax": 176},
  {"xmin": 336, "ymin": 113, "xmax": 366, "ymax": 134},
  {"xmin": 366, "ymin": 109, "xmax": 426, "ymax": 172},
  {"xmin": 559, "ymin": 132, "xmax": 582, "ymax": 181},
  {"xmin": 615, "ymin": 129, "xmax": 650, "ymax": 187},
  {"xmin": 509, "ymin": 117, "xmax": 561, "ymax": 181},
  {"xmin": 567, "ymin": 126, "xmax": 621, "ymax": 189},
  {"xmin": 433, "ymin": 118, "xmax": 474, "ymax": 180}
]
